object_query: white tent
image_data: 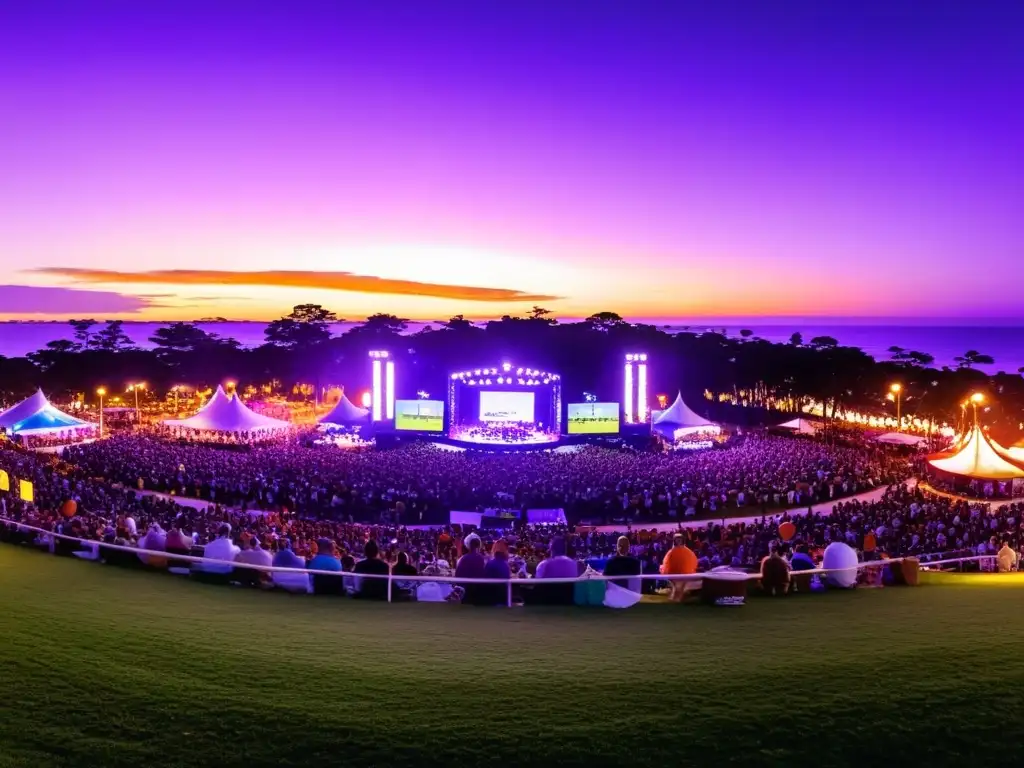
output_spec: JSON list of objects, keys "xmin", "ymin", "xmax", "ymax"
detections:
[
  {"xmin": 776, "ymin": 417, "xmax": 819, "ymax": 435},
  {"xmin": 875, "ymin": 431, "xmax": 927, "ymax": 447},
  {"xmin": 927, "ymin": 425, "xmax": 1024, "ymax": 480},
  {"xmin": 319, "ymin": 393, "xmax": 370, "ymax": 426},
  {"xmin": 163, "ymin": 386, "xmax": 291, "ymax": 434},
  {"xmin": 652, "ymin": 392, "xmax": 720, "ymax": 437},
  {"xmin": 0, "ymin": 389, "xmax": 94, "ymax": 436}
]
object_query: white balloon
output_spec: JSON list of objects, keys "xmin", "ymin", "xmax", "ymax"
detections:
[{"xmin": 822, "ymin": 542, "xmax": 858, "ymax": 588}]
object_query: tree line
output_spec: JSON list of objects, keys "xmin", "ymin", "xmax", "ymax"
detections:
[{"xmin": 1, "ymin": 305, "xmax": 1019, "ymax": 438}]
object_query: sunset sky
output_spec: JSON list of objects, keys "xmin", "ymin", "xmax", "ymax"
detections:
[{"xmin": 0, "ymin": 2, "xmax": 1021, "ymax": 322}]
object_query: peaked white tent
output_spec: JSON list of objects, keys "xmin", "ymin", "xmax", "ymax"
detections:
[
  {"xmin": 776, "ymin": 417, "xmax": 819, "ymax": 435},
  {"xmin": 163, "ymin": 386, "xmax": 292, "ymax": 435},
  {"xmin": 0, "ymin": 389, "xmax": 94, "ymax": 436},
  {"xmin": 875, "ymin": 431, "xmax": 927, "ymax": 447},
  {"xmin": 319, "ymin": 393, "xmax": 370, "ymax": 426},
  {"xmin": 927, "ymin": 425, "xmax": 1024, "ymax": 480},
  {"xmin": 652, "ymin": 391, "xmax": 721, "ymax": 438}
]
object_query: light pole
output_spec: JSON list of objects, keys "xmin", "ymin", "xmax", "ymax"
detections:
[
  {"xmin": 96, "ymin": 387, "xmax": 106, "ymax": 437},
  {"xmin": 969, "ymin": 392, "xmax": 985, "ymax": 425},
  {"xmin": 889, "ymin": 383, "xmax": 902, "ymax": 431},
  {"xmin": 128, "ymin": 382, "xmax": 146, "ymax": 425}
]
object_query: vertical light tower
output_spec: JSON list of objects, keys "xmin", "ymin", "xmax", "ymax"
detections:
[
  {"xmin": 624, "ymin": 354, "xmax": 635, "ymax": 424},
  {"xmin": 369, "ymin": 350, "xmax": 391, "ymax": 422},
  {"xmin": 624, "ymin": 353, "xmax": 649, "ymax": 424},
  {"xmin": 637, "ymin": 353, "xmax": 648, "ymax": 422}
]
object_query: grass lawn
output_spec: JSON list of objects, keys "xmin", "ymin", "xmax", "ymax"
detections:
[{"xmin": 3, "ymin": 547, "xmax": 1024, "ymax": 768}]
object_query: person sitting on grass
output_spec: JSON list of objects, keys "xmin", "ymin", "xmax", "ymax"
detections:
[
  {"xmin": 308, "ymin": 537, "xmax": 344, "ymax": 596},
  {"xmin": 271, "ymin": 538, "xmax": 309, "ymax": 593},
  {"xmin": 527, "ymin": 536, "xmax": 577, "ymax": 605},
  {"xmin": 998, "ymin": 541, "xmax": 1018, "ymax": 572},
  {"xmin": 196, "ymin": 524, "xmax": 240, "ymax": 581},
  {"xmin": 660, "ymin": 533, "xmax": 697, "ymax": 602},
  {"xmin": 456, "ymin": 534, "xmax": 487, "ymax": 605},
  {"xmin": 603, "ymin": 535, "xmax": 642, "ymax": 592},
  {"xmin": 760, "ymin": 546, "xmax": 791, "ymax": 596},
  {"xmin": 353, "ymin": 539, "xmax": 390, "ymax": 600},
  {"xmin": 391, "ymin": 551, "xmax": 419, "ymax": 600},
  {"xmin": 235, "ymin": 533, "xmax": 273, "ymax": 588},
  {"xmin": 479, "ymin": 538, "xmax": 512, "ymax": 606}
]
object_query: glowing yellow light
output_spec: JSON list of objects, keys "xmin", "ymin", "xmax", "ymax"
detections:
[
  {"xmin": 889, "ymin": 383, "xmax": 902, "ymax": 393},
  {"xmin": 96, "ymin": 387, "xmax": 106, "ymax": 397},
  {"xmin": 971, "ymin": 392, "xmax": 985, "ymax": 404}
]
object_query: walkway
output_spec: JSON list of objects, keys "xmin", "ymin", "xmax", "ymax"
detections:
[{"xmin": 594, "ymin": 480, "xmax": 919, "ymax": 534}]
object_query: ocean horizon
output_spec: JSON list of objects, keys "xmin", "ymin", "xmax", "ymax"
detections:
[{"xmin": 1, "ymin": 319, "xmax": 1020, "ymax": 374}]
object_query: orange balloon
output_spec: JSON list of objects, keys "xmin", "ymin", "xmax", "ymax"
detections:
[
  {"xmin": 60, "ymin": 499, "xmax": 77, "ymax": 518},
  {"xmin": 778, "ymin": 521, "xmax": 796, "ymax": 541}
]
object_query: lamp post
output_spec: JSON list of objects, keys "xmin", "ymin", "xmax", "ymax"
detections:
[
  {"xmin": 969, "ymin": 392, "xmax": 984, "ymax": 425},
  {"xmin": 96, "ymin": 387, "xmax": 106, "ymax": 437},
  {"xmin": 889, "ymin": 383, "xmax": 902, "ymax": 431},
  {"xmin": 128, "ymin": 382, "xmax": 146, "ymax": 425}
]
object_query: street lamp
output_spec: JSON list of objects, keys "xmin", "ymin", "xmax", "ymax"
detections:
[
  {"xmin": 127, "ymin": 382, "xmax": 146, "ymax": 425},
  {"xmin": 96, "ymin": 387, "xmax": 106, "ymax": 437},
  {"xmin": 969, "ymin": 392, "xmax": 985, "ymax": 424},
  {"xmin": 889, "ymin": 383, "xmax": 902, "ymax": 431},
  {"xmin": 225, "ymin": 380, "xmax": 237, "ymax": 396}
]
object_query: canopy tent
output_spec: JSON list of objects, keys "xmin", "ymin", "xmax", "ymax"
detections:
[
  {"xmin": 775, "ymin": 417, "xmax": 819, "ymax": 435},
  {"xmin": 652, "ymin": 392, "xmax": 721, "ymax": 437},
  {"xmin": 163, "ymin": 386, "xmax": 292, "ymax": 434},
  {"xmin": 927, "ymin": 425, "xmax": 1024, "ymax": 480},
  {"xmin": 0, "ymin": 389, "xmax": 94, "ymax": 436},
  {"xmin": 1004, "ymin": 440, "xmax": 1024, "ymax": 464},
  {"xmin": 319, "ymin": 392, "xmax": 370, "ymax": 426},
  {"xmin": 875, "ymin": 431, "xmax": 928, "ymax": 447}
]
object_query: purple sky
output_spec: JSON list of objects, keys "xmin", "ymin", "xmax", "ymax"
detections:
[{"xmin": 0, "ymin": 1, "xmax": 1021, "ymax": 321}]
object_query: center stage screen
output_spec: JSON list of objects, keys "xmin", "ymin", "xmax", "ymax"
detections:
[
  {"xmin": 479, "ymin": 391, "xmax": 536, "ymax": 423},
  {"xmin": 567, "ymin": 402, "xmax": 620, "ymax": 434},
  {"xmin": 394, "ymin": 399, "xmax": 445, "ymax": 431}
]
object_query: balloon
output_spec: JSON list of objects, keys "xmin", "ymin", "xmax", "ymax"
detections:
[
  {"xmin": 778, "ymin": 521, "xmax": 796, "ymax": 541},
  {"xmin": 60, "ymin": 499, "xmax": 77, "ymax": 518},
  {"xmin": 823, "ymin": 542, "xmax": 859, "ymax": 588}
]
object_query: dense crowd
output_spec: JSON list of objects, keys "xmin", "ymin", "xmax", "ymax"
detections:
[
  {"xmin": 2, "ymin": 439, "xmax": 1021, "ymax": 603},
  {"xmin": 62, "ymin": 433, "xmax": 907, "ymax": 524}
]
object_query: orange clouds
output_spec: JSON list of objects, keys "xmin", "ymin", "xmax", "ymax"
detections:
[{"xmin": 32, "ymin": 268, "xmax": 561, "ymax": 303}]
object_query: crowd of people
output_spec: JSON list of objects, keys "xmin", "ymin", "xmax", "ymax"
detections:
[
  {"xmin": 3, "ymin": 432, "xmax": 1023, "ymax": 604},
  {"xmin": 60, "ymin": 433, "xmax": 907, "ymax": 525}
]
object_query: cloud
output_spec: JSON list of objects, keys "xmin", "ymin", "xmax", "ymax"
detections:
[
  {"xmin": 32, "ymin": 268, "xmax": 562, "ymax": 303},
  {"xmin": 0, "ymin": 285, "xmax": 158, "ymax": 315}
]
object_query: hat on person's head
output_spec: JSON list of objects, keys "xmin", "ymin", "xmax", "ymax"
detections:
[
  {"xmin": 616, "ymin": 535, "xmax": 630, "ymax": 554},
  {"xmin": 673, "ymin": 533, "xmax": 684, "ymax": 544},
  {"xmin": 464, "ymin": 532, "xmax": 482, "ymax": 550}
]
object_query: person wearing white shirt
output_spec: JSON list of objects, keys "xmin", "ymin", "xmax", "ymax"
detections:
[{"xmin": 196, "ymin": 524, "xmax": 240, "ymax": 579}]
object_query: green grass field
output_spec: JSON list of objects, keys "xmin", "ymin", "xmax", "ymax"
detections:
[{"xmin": 4, "ymin": 546, "xmax": 1024, "ymax": 768}]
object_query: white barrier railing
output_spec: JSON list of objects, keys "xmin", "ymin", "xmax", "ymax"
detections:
[{"xmin": 0, "ymin": 517, "xmax": 997, "ymax": 608}]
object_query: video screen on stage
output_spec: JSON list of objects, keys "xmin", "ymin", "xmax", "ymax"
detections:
[
  {"xmin": 394, "ymin": 400, "xmax": 445, "ymax": 431},
  {"xmin": 479, "ymin": 391, "xmax": 535, "ymax": 423},
  {"xmin": 567, "ymin": 402, "xmax": 620, "ymax": 434}
]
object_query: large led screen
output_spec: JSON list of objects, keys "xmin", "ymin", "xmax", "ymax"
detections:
[
  {"xmin": 567, "ymin": 402, "xmax": 620, "ymax": 434},
  {"xmin": 394, "ymin": 399, "xmax": 445, "ymax": 431},
  {"xmin": 479, "ymin": 391, "xmax": 536, "ymax": 422}
]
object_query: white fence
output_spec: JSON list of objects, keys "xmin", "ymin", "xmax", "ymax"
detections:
[{"xmin": 0, "ymin": 517, "xmax": 998, "ymax": 608}]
